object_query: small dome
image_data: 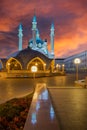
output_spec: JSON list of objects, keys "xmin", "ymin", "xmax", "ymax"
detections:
[
  {"xmin": 29, "ymin": 38, "xmax": 43, "ymax": 45},
  {"xmin": 36, "ymin": 38, "xmax": 43, "ymax": 44}
]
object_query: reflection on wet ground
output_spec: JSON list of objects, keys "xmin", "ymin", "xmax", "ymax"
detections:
[
  {"xmin": 24, "ymin": 83, "xmax": 60, "ymax": 130},
  {"xmin": 0, "ymin": 74, "xmax": 86, "ymax": 104},
  {"xmin": 0, "ymin": 78, "xmax": 34, "ymax": 104}
]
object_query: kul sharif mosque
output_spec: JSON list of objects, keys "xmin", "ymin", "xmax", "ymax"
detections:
[
  {"xmin": 19, "ymin": 15, "xmax": 55, "ymax": 58},
  {"xmin": 0, "ymin": 15, "xmax": 55, "ymax": 75}
]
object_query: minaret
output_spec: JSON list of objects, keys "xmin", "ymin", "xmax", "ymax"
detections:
[
  {"xmin": 50, "ymin": 23, "xmax": 55, "ymax": 56},
  {"xmin": 18, "ymin": 24, "xmax": 23, "ymax": 51},
  {"xmin": 36, "ymin": 29, "xmax": 40, "ymax": 39},
  {"xmin": 32, "ymin": 15, "xmax": 37, "ymax": 48}
]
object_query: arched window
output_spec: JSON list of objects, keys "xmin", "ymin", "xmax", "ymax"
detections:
[
  {"xmin": 6, "ymin": 57, "xmax": 22, "ymax": 70},
  {"xmin": 27, "ymin": 57, "xmax": 46, "ymax": 71}
]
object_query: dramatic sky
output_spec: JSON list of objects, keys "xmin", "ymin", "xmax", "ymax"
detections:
[{"xmin": 0, "ymin": 0, "xmax": 87, "ymax": 58}]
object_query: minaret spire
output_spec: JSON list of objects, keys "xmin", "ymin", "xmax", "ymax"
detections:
[
  {"xmin": 18, "ymin": 23, "xmax": 23, "ymax": 51},
  {"xmin": 32, "ymin": 12, "xmax": 37, "ymax": 48},
  {"xmin": 50, "ymin": 22, "xmax": 55, "ymax": 56}
]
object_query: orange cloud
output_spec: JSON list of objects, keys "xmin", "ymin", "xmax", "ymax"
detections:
[{"xmin": 0, "ymin": 0, "xmax": 87, "ymax": 58}]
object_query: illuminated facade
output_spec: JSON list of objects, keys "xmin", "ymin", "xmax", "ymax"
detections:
[
  {"xmin": 55, "ymin": 51, "xmax": 87, "ymax": 73},
  {"xmin": 64, "ymin": 50, "xmax": 87, "ymax": 73},
  {"xmin": 0, "ymin": 15, "xmax": 55, "ymax": 76},
  {"xmin": 28, "ymin": 15, "xmax": 55, "ymax": 58}
]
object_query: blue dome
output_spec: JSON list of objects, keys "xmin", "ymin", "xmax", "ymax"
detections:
[
  {"xmin": 29, "ymin": 38, "xmax": 43, "ymax": 44},
  {"xmin": 36, "ymin": 38, "xmax": 43, "ymax": 44}
]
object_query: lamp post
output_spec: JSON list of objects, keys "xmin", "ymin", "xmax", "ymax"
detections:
[
  {"xmin": 56, "ymin": 64, "xmax": 59, "ymax": 72},
  {"xmin": 62, "ymin": 64, "xmax": 65, "ymax": 72},
  {"xmin": 8, "ymin": 62, "xmax": 10, "ymax": 73},
  {"xmin": 58, "ymin": 65, "xmax": 61, "ymax": 71},
  {"xmin": 44, "ymin": 63, "xmax": 46, "ymax": 71},
  {"xmin": 31, "ymin": 66, "xmax": 38, "ymax": 79},
  {"xmin": 74, "ymin": 58, "xmax": 81, "ymax": 81},
  {"xmin": 35, "ymin": 62, "xmax": 38, "ymax": 66}
]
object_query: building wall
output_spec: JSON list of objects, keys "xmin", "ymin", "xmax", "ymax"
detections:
[
  {"xmin": 64, "ymin": 50, "xmax": 87, "ymax": 73},
  {"xmin": 55, "ymin": 58, "xmax": 65, "ymax": 71}
]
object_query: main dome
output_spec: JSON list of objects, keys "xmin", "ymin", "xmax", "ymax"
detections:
[{"xmin": 5, "ymin": 47, "xmax": 52, "ymax": 70}]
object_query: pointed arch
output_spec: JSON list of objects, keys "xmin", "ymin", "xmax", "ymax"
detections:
[
  {"xmin": 6, "ymin": 57, "xmax": 22, "ymax": 70},
  {"xmin": 27, "ymin": 57, "xmax": 46, "ymax": 71}
]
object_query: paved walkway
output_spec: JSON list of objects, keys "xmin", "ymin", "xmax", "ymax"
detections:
[
  {"xmin": 48, "ymin": 87, "xmax": 87, "ymax": 130},
  {"xmin": 24, "ymin": 83, "xmax": 60, "ymax": 130}
]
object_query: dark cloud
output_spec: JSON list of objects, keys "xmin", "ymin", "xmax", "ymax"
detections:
[{"xmin": 0, "ymin": 0, "xmax": 87, "ymax": 58}]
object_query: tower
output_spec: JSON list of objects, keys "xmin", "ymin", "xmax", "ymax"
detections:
[
  {"xmin": 50, "ymin": 23, "xmax": 55, "ymax": 56},
  {"xmin": 32, "ymin": 15, "xmax": 37, "ymax": 48},
  {"xmin": 36, "ymin": 29, "xmax": 40, "ymax": 39},
  {"xmin": 18, "ymin": 24, "xmax": 23, "ymax": 51}
]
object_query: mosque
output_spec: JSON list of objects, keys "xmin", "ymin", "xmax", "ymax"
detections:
[{"xmin": 0, "ymin": 15, "xmax": 56, "ymax": 77}]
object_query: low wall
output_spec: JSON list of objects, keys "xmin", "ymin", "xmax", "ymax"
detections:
[{"xmin": 0, "ymin": 71, "xmax": 65, "ymax": 78}]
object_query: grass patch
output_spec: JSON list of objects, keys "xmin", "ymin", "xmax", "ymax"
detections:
[{"xmin": 0, "ymin": 92, "xmax": 33, "ymax": 130}]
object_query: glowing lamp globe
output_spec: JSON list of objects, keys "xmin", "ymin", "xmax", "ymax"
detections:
[
  {"xmin": 31, "ymin": 66, "xmax": 37, "ymax": 73},
  {"xmin": 74, "ymin": 58, "xmax": 81, "ymax": 64}
]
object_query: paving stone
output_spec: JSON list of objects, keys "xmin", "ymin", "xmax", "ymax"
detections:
[{"xmin": 49, "ymin": 88, "xmax": 87, "ymax": 130}]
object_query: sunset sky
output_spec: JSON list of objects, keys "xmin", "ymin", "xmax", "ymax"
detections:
[{"xmin": 0, "ymin": 0, "xmax": 87, "ymax": 58}]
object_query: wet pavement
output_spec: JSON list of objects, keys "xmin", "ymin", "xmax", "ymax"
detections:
[
  {"xmin": 49, "ymin": 87, "xmax": 87, "ymax": 130},
  {"xmin": 24, "ymin": 83, "xmax": 87, "ymax": 130},
  {"xmin": 0, "ymin": 78, "xmax": 34, "ymax": 104},
  {"xmin": 24, "ymin": 83, "xmax": 60, "ymax": 130},
  {"xmin": 0, "ymin": 74, "xmax": 87, "ymax": 129},
  {"xmin": 0, "ymin": 74, "xmax": 86, "ymax": 104}
]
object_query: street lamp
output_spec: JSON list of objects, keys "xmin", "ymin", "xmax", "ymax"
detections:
[
  {"xmin": 74, "ymin": 58, "xmax": 81, "ymax": 81},
  {"xmin": 7, "ymin": 62, "xmax": 10, "ymax": 73},
  {"xmin": 62, "ymin": 64, "xmax": 65, "ymax": 72},
  {"xmin": 31, "ymin": 66, "xmax": 38, "ymax": 79},
  {"xmin": 58, "ymin": 65, "xmax": 61, "ymax": 71},
  {"xmin": 35, "ymin": 63, "xmax": 38, "ymax": 66},
  {"xmin": 44, "ymin": 63, "xmax": 46, "ymax": 71},
  {"xmin": 56, "ymin": 64, "xmax": 58, "ymax": 72}
]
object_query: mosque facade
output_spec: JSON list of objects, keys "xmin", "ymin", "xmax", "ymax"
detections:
[
  {"xmin": 18, "ymin": 15, "xmax": 55, "ymax": 58},
  {"xmin": 0, "ymin": 15, "xmax": 55, "ymax": 77}
]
